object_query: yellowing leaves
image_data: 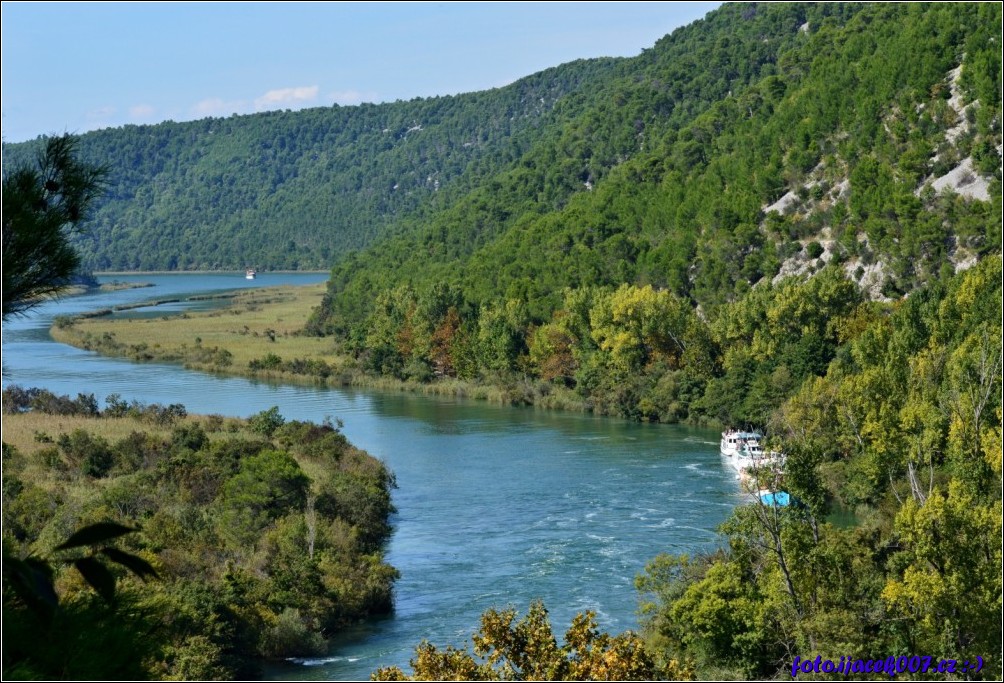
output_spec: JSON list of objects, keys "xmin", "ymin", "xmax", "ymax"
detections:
[
  {"xmin": 374, "ymin": 600, "xmax": 675, "ymax": 681},
  {"xmin": 589, "ymin": 284, "xmax": 693, "ymax": 375},
  {"xmin": 883, "ymin": 481, "xmax": 1003, "ymax": 651}
]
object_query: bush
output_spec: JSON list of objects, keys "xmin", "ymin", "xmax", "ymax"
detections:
[
  {"xmin": 143, "ymin": 403, "xmax": 187, "ymax": 426},
  {"xmin": 1, "ymin": 387, "xmax": 100, "ymax": 416},
  {"xmin": 171, "ymin": 424, "xmax": 209, "ymax": 453},
  {"xmin": 260, "ymin": 608, "xmax": 326, "ymax": 659},
  {"xmin": 58, "ymin": 429, "xmax": 115, "ymax": 478},
  {"xmin": 2, "ymin": 385, "xmax": 34, "ymax": 413},
  {"xmin": 401, "ymin": 358, "xmax": 433, "ymax": 382},
  {"xmin": 104, "ymin": 393, "xmax": 129, "ymax": 417},
  {"xmin": 112, "ymin": 431, "xmax": 158, "ymax": 473},
  {"xmin": 249, "ymin": 353, "xmax": 283, "ymax": 371},
  {"xmin": 248, "ymin": 406, "xmax": 285, "ymax": 436}
]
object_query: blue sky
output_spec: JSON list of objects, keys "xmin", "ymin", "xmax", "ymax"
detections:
[{"xmin": 2, "ymin": 2, "xmax": 720, "ymax": 143}]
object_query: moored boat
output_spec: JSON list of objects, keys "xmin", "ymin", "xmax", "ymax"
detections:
[
  {"xmin": 720, "ymin": 429, "xmax": 784, "ymax": 473},
  {"xmin": 245, "ymin": 268, "xmax": 257, "ymax": 280},
  {"xmin": 720, "ymin": 429, "xmax": 761, "ymax": 459}
]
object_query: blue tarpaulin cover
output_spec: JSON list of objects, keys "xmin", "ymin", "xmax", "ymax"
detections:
[{"xmin": 759, "ymin": 491, "xmax": 791, "ymax": 507}]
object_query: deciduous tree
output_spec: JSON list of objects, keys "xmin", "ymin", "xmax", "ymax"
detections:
[{"xmin": 373, "ymin": 600, "xmax": 678, "ymax": 681}]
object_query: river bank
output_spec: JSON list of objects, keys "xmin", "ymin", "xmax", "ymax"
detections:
[
  {"xmin": 50, "ymin": 282, "xmax": 607, "ymax": 415},
  {"xmin": 9, "ymin": 272, "xmax": 739, "ymax": 680},
  {"xmin": 60, "ymin": 279, "xmax": 156, "ymax": 296},
  {"xmin": 2, "ymin": 387, "xmax": 398, "ymax": 680}
]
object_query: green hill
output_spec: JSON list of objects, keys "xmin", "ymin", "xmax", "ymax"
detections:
[
  {"xmin": 4, "ymin": 57, "xmax": 620, "ymax": 271},
  {"xmin": 304, "ymin": 2, "xmax": 1000, "ymax": 425},
  {"xmin": 6, "ymin": 3, "xmax": 998, "ymax": 426},
  {"xmin": 314, "ymin": 3, "xmax": 1000, "ymax": 319},
  {"xmin": 311, "ymin": 7, "xmax": 1000, "ymax": 676}
]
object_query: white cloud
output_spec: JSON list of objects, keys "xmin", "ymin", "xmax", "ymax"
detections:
[
  {"xmin": 188, "ymin": 84, "xmax": 328, "ymax": 121},
  {"xmin": 192, "ymin": 97, "xmax": 248, "ymax": 117},
  {"xmin": 129, "ymin": 104, "xmax": 156, "ymax": 120},
  {"xmin": 254, "ymin": 85, "xmax": 319, "ymax": 110},
  {"xmin": 329, "ymin": 89, "xmax": 378, "ymax": 106}
]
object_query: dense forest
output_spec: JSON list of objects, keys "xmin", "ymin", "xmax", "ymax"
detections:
[
  {"xmin": 298, "ymin": 3, "xmax": 999, "ymax": 679},
  {"xmin": 301, "ymin": 3, "xmax": 1000, "ymax": 429},
  {"xmin": 632, "ymin": 257, "xmax": 1001, "ymax": 679},
  {"xmin": 2, "ymin": 392, "xmax": 397, "ymax": 679},
  {"xmin": 3, "ymin": 58, "xmax": 621, "ymax": 271},
  {"xmin": 358, "ymin": 219, "xmax": 1003, "ymax": 676}
]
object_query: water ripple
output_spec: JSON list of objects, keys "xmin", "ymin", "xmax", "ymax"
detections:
[{"xmin": 3, "ymin": 273, "xmax": 741, "ymax": 682}]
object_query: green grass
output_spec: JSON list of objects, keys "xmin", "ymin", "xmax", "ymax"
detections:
[
  {"xmin": 53, "ymin": 283, "xmax": 335, "ymax": 366},
  {"xmin": 50, "ymin": 282, "xmax": 594, "ymax": 411},
  {"xmin": 2, "ymin": 412, "xmax": 248, "ymax": 456}
]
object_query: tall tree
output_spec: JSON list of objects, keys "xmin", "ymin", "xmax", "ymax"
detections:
[{"xmin": 2, "ymin": 134, "xmax": 107, "ymax": 319}]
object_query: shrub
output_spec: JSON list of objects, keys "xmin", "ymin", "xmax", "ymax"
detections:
[
  {"xmin": 1, "ymin": 387, "xmax": 101, "ymax": 416},
  {"xmin": 248, "ymin": 406, "xmax": 285, "ymax": 436},
  {"xmin": 171, "ymin": 424, "xmax": 209, "ymax": 453},
  {"xmin": 806, "ymin": 241, "xmax": 825, "ymax": 259},
  {"xmin": 249, "ymin": 353, "xmax": 283, "ymax": 371},
  {"xmin": 260, "ymin": 608, "xmax": 326, "ymax": 659},
  {"xmin": 58, "ymin": 429, "xmax": 115, "ymax": 478},
  {"xmin": 143, "ymin": 403, "xmax": 188, "ymax": 426},
  {"xmin": 105, "ymin": 393, "xmax": 129, "ymax": 417}
]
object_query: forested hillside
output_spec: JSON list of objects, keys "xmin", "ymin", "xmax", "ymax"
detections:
[
  {"xmin": 630, "ymin": 255, "xmax": 1002, "ymax": 681},
  {"xmin": 306, "ymin": 2, "xmax": 1000, "ymax": 428},
  {"xmin": 309, "ymin": 6, "xmax": 997, "ymax": 677},
  {"xmin": 33, "ymin": 2, "xmax": 993, "ymax": 435},
  {"xmin": 3, "ymin": 58, "xmax": 619, "ymax": 271},
  {"xmin": 311, "ymin": 3, "xmax": 872, "ymax": 326}
]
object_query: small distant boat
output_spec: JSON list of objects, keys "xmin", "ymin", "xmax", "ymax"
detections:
[{"xmin": 245, "ymin": 268, "xmax": 257, "ymax": 280}]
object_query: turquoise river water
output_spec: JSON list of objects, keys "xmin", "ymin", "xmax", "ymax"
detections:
[{"xmin": 1, "ymin": 273, "xmax": 747, "ymax": 680}]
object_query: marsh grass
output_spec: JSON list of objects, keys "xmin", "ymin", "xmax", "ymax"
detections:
[
  {"xmin": 2, "ymin": 414, "xmax": 156, "ymax": 455},
  {"xmin": 52, "ymin": 283, "xmax": 338, "ymax": 368},
  {"xmin": 49, "ymin": 282, "xmax": 594, "ymax": 411},
  {"xmin": 2, "ymin": 412, "xmax": 249, "ymax": 457}
]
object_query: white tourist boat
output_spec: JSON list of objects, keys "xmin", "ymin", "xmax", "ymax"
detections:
[
  {"xmin": 720, "ymin": 429, "xmax": 784, "ymax": 472},
  {"xmin": 245, "ymin": 268, "xmax": 257, "ymax": 280},
  {"xmin": 720, "ymin": 429, "xmax": 760, "ymax": 459}
]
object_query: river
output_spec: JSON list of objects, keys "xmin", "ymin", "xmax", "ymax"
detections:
[{"xmin": 1, "ymin": 273, "xmax": 744, "ymax": 680}]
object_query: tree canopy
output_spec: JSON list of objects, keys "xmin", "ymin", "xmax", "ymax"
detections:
[
  {"xmin": 2, "ymin": 134, "xmax": 107, "ymax": 318},
  {"xmin": 373, "ymin": 600, "xmax": 689, "ymax": 681}
]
